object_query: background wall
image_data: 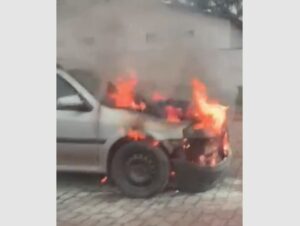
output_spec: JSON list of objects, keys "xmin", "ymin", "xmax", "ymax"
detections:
[{"xmin": 57, "ymin": 0, "xmax": 242, "ymax": 106}]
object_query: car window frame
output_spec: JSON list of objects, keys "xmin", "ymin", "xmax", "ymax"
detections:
[
  {"xmin": 57, "ymin": 73, "xmax": 93, "ymax": 112},
  {"xmin": 57, "ymin": 74, "xmax": 79, "ymax": 99}
]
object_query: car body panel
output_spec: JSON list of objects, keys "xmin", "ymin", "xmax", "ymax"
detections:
[
  {"xmin": 57, "ymin": 69, "xmax": 189, "ymax": 174},
  {"xmin": 57, "ymin": 69, "xmax": 102, "ymax": 172}
]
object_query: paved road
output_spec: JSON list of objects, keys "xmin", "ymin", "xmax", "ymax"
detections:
[{"xmin": 57, "ymin": 118, "xmax": 242, "ymax": 226}]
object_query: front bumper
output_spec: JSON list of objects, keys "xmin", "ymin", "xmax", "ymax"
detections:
[{"xmin": 172, "ymin": 149, "xmax": 232, "ymax": 192}]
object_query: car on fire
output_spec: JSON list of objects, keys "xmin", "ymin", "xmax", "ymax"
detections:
[{"xmin": 57, "ymin": 67, "xmax": 231, "ymax": 198}]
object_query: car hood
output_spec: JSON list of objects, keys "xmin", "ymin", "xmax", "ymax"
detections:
[{"xmin": 99, "ymin": 105, "xmax": 190, "ymax": 140}]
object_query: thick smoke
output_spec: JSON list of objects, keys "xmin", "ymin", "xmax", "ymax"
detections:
[{"xmin": 57, "ymin": 0, "xmax": 242, "ymax": 106}]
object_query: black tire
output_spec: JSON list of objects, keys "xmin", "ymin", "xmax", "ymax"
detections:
[{"xmin": 111, "ymin": 141, "xmax": 169, "ymax": 198}]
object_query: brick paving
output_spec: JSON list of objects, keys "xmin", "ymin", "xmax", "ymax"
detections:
[{"xmin": 57, "ymin": 118, "xmax": 242, "ymax": 226}]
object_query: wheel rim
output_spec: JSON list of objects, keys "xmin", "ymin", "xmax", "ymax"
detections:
[{"xmin": 125, "ymin": 153, "xmax": 156, "ymax": 186}]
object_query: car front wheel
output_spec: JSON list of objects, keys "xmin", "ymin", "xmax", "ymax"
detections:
[{"xmin": 111, "ymin": 141, "xmax": 169, "ymax": 198}]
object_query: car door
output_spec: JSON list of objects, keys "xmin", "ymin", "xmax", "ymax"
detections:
[{"xmin": 57, "ymin": 72, "xmax": 101, "ymax": 172}]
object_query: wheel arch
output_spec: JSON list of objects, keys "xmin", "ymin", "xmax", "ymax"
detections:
[
  {"xmin": 106, "ymin": 137, "xmax": 130, "ymax": 180},
  {"xmin": 106, "ymin": 136, "xmax": 170, "ymax": 180}
]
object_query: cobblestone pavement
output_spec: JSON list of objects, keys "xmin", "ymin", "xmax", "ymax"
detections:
[{"xmin": 57, "ymin": 118, "xmax": 242, "ymax": 226}]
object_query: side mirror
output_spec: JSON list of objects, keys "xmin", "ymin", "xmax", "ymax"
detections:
[{"xmin": 57, "ymin": 95, "xmax": 90, "ymax": 111}]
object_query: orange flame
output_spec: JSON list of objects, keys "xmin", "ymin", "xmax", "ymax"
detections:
[
  {"xmin": 127, "ymin": 129, "xmax": 146, "ymax": 141},
  {"xmin": 108, "ymin": 72, "xmax": 146, "ymax": 111},
  {"xmin": 106, "ymin": 74, "xmax": 229, "ymax": 167},
  {"xmin": 165, "ymin": 105, "xmax": 182, "ymax": 123},
  {"xmin": 152, "ymin": 92, "xmax": 167, "ymax": 102},
  {"xmin": 191, "ymin": 79, "xmax": 228, "ymax": 135}
]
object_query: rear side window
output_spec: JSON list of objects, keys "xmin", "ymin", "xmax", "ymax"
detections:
[{"xmin": 57, "ymin": 74, "xmax": 77, "ymax": 99}]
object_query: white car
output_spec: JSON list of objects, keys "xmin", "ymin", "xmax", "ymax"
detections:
[{"xmin": 57, "ymin": 68, "xmax": 231, "ymax": 197}]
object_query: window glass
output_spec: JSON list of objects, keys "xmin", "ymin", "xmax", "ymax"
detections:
[
  {"xmin": 67, "ymin": 69, "xmax": 100, "ymax": 97},
  {"xmin": 57, "ymin": 74, "xmax": 77, "ymax": 99}
]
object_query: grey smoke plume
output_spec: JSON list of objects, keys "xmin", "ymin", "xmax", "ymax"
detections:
[{"xmin": 57, "ymin": 0, "xmax": 242, "ymax": 106}]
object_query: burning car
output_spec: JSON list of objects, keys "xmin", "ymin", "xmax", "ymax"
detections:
[{"xmin": 57, "ymin": 68, "xmax": 231, "ymax": 198}]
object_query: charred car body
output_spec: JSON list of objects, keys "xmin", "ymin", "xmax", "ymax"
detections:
[{"xmin": 57, "ymin": 68, "xmax": 231, "ymax": 198}]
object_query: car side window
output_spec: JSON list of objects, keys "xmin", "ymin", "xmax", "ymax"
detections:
[{"xmin": 57, "ymin": 74, "xmax": 77, "ymax": 99}]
